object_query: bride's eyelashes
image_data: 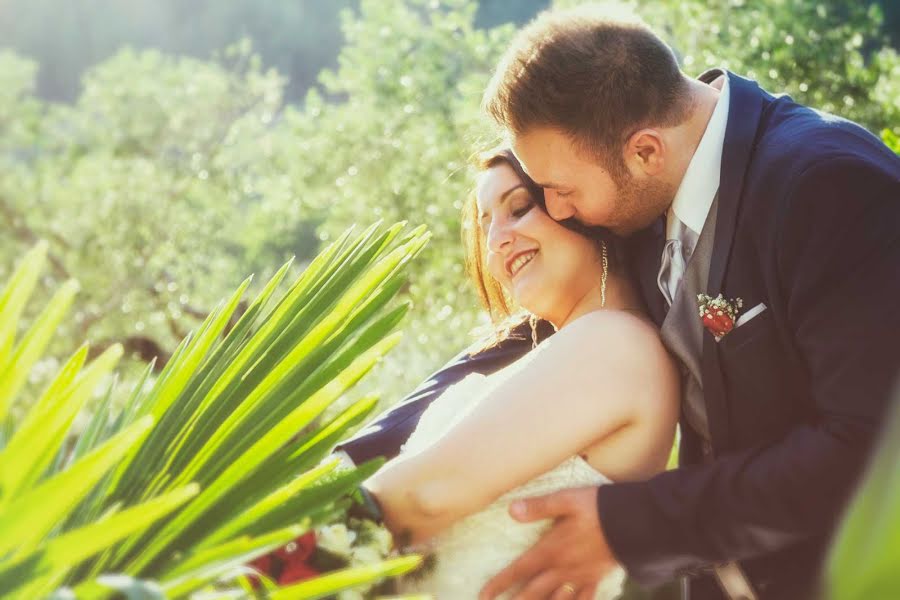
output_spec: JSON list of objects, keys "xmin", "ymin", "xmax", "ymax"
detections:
[
  {"xmin": 510, "ymin": 198, "xmax": 535, "ymax": 219},
  {"xmin": 478, "ymin": 194, "xmax": 534, "ymax": 233}
]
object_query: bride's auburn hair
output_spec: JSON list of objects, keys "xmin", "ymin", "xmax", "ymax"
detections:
[{"xmin": 461, "ymin": 146, "xmax": 620, "ymax": 332}]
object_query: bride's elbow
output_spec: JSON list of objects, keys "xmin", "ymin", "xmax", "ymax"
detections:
[
  {"xmin": 404, "ymin": 480, "xmax": 457, "ymax": 521},
  {"xmin": 377, "ymin": 481, "xmax": 461, "ymax": 546}
]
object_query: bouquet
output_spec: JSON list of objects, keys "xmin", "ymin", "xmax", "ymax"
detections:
[{"xmin": 250, "ymin": 517, "xmax": 395, "ymax": 598}]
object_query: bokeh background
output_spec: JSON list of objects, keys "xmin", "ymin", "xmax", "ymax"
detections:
[{"xmin": 2, "ymin": 0, "xmax": 898, "ymax": 422}]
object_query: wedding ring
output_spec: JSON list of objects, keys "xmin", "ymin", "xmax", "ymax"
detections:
[{"xmin": 560, "ymin": 582, "xmax": 577, "ymax": 595}]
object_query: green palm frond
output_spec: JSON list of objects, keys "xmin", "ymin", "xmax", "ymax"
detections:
[{"xmin": 0, "ymin": 222, "xmax": 427, "ymax": 598}]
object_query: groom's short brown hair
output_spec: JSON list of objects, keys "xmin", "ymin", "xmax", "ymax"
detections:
[{"xmin": 483, "ymin": 5, "xmax": 690, "ymax": 169}]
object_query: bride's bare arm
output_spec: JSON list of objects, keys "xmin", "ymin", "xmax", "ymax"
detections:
[{"xmin": 364, "ymin": 311, "xmax": 679, "ymax": 544}]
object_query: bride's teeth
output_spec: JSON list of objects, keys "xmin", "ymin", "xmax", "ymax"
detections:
[{"xmin": 511, "ymin": 252, "xmax": 536, "ymax": 276}]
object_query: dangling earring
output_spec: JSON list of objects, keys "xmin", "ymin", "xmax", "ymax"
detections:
[
  {"xmin": 600, "ymin": 240, "xmax": 609, "ymax": 308},
  {"xmin": 529, "ymin": 313, "xmax": 539, "ymax": 349}
]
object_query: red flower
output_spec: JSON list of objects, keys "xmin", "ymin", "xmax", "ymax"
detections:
[
  {"xmin": 276, "ymin": 531, "xmax": 319, "ymax": 585},
  {"xmin": 249, "ymin": 531, "xmax": 320, "ymax": 587},
  {"xmin": 276, "ymin": 531, "xmax": 317, "ymax": 563},
  {"xmin": 702, "ymin": 312, "xmax": 734, "ymax": 338},
  {"xmin": 278, "ymin": 558, "xmax": 320, "ymax": 585},
  {"xmin": 248, "ymin": 553, "xmax": 274, "ymax": 579},
  {"xmin": 697, "ymin": 293, "xmax": 743, "ymax": 341}
]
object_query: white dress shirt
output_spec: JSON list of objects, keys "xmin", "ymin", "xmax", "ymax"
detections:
[{"xmin": 657, "ymin": 76, "xmax": 730, "ymax": 305}]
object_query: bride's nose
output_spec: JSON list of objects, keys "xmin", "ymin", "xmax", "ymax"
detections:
[{"xmin": 486, "ymin": 218, "xmax": 515, "ymax": 254}]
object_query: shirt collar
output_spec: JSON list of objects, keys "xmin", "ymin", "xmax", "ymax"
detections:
[{"xmin": 666, "ymin": 74, "xmax": 730, "ymax": 237}]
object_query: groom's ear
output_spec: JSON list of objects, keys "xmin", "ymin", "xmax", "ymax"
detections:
[{"xmin": 624, "ymin": 129, "xmax": 665, "ymax": 176}]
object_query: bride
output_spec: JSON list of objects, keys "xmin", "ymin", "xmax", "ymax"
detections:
[{"xmin": 364, "ymin": 148, "xmax": 680, "ymax": 599}]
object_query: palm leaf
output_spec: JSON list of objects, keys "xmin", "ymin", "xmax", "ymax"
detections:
[
  {"xmin": 269, "ymin": 556, "xmax": 423, "ymax": 600},
  {"xmin": 0, "ymin": 242, "xmax": 48, "ymax": 387},
  {"xmin": 0, "ymin": 415, "xmax": 153, "ymax": 559},
  {"xmin": 0, "ymin": 223, "xmax": 427, "ymax": 598},
  {"xmin": 0, "ymin": 279, "xmax": 78, "ymax": 415},
  {"xmin": 4, "ymin": 485, "xmax": 199, "ymax": 599},
  {"xmin": 0, "ymin": 344, "xmax": 123, "ymax": 500}
]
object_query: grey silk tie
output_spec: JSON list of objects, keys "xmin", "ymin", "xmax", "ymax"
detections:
[
  {"xmin": 657, "ymin": 216, "xmax": 694, "ymax": 307},
  {"xmin": 658, "ymin": 238, "xmax": 686, "ymax": 307}
]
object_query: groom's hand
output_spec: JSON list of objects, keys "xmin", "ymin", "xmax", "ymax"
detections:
[{"xmin": 479, "ymin": 486, "xmax": 620, "ymax": 600}]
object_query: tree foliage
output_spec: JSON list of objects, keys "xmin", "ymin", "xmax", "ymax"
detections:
[
  {"xmin": 0, "ymin": 0, "xmax": 897, "ymax": 412},
  {"xmin": 0, "ymin": 43, "xmax": 327, "ymax": 400}
]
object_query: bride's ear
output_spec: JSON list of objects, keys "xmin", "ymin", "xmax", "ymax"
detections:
[{"xmin": 623, "ymin": 129, "xmax": 665, "ymax": 176}]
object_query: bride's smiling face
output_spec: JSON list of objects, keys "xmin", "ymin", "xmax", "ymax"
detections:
[{"xmin": 476, "ymin": 163, "xmax": 606, "ymax": 323}]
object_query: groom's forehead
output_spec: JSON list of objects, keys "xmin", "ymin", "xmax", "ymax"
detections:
[{"xmin": 513, "ymin": 129, "xmax": 574, "ymax": 173}]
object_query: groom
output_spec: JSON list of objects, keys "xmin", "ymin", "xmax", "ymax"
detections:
[{"xmin": 338, "ymin": 6, "xmax": 900, "ymax": 600}]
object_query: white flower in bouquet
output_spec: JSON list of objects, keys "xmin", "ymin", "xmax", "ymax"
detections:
[
  {"xmin": 355, "ymin": 517, "xmax": 393, "ymax": 555},
  {"xmin": 316, "ymin": 523, "xmax": 356, "ymax": 558},
  {"xmin": 350, "ymin": 544, "xmax": 383, "ymax": 567}
]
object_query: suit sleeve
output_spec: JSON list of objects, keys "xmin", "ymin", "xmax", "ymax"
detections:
[
  {"xmin": 335, "ymin": 320, "xmax": 538, "ymax": 464},
  {"xmin": 596, "ymin": 156, "xmax": 900, "ymax": 583}
]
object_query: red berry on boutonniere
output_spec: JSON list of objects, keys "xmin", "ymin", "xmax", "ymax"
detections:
[{"xmin": 697, "ymin": 293, "xmax": 743, "ymax": 341}]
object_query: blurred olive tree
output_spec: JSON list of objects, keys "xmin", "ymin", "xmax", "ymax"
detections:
[{"xmin": 0, "ymin": 44, "xmax": 325, "ymax": 401}]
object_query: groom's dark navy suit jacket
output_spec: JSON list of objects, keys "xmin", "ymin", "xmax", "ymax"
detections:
[{"xmin": 337, "ymin": 71, "xmax": 900, "ymax": 599}]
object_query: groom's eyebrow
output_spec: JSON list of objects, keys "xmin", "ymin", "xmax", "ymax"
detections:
[{"xmin": 535, "ymin": 180, "xmax": 563, "ymax": 189}]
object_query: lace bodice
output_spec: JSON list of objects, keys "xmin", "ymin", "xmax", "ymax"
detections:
[{"xmin": 398, "ymin": 370, "xmax": 625, "ymax": 599}]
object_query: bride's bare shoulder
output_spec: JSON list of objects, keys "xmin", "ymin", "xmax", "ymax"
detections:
[
  {"xmin": 553, "ymin": 309, "xmax": 665, "ymax": 355},
  {"xmin": 548, "ymin": 309, "xmax": 677, "ymax": 394}
]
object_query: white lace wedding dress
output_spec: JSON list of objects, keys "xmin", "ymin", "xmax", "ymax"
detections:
[{"xmin": 397, "ymin": 361, "xmax": 626, "ymax": 599}]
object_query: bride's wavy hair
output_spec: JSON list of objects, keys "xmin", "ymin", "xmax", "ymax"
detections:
[{"xmin": 462, "ymin": 146, "xmax": 621, "ymax": 343}]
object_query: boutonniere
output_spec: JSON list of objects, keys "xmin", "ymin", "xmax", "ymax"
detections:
[{"xmin": 697, "ymin": 293, "xmax": 743, "ymax": 341}]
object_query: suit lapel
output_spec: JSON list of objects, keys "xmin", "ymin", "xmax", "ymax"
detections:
[
  {"xmin": 702, "ymin": 70, "xmax": 766, "ymax": 299},
  {"xmin": 698, "ymin": 69, "xmax": 769, "ymax": 451}
]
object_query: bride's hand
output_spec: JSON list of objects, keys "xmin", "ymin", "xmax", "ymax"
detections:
[{"xmin": 479, "ymin": 487, "xmax": 620, "ymax": 600}]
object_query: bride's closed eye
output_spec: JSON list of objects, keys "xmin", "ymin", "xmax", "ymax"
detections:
[{"xmin": 510, "ymin": 195, "xmax": 535, "ymax": 219}]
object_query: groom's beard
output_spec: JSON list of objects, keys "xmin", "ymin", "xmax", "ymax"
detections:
[{"xmin": 610, "ymin": 172, "xmax": 677, "ymax": 236}]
